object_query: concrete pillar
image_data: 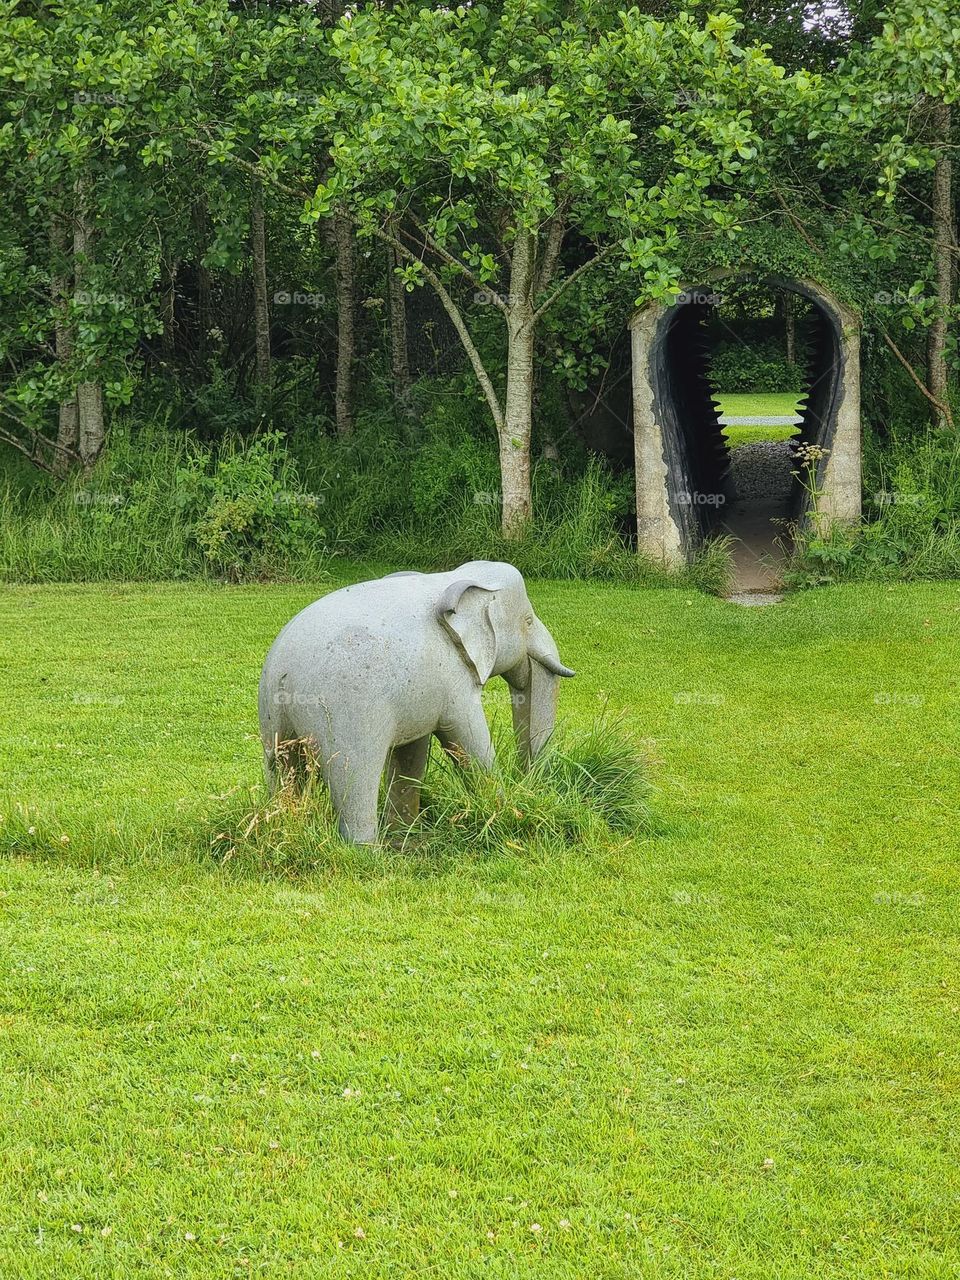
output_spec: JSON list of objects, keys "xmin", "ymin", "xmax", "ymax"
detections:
[
  {"xmin": 806, "ymin": 289, "xmax": 862, "ymax": 530},
  {"xmin": 630, "ymin": 304, "xmax": 684, "ymax": 568}
]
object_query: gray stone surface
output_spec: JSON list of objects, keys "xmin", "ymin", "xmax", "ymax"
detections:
[
  {"xmin": 725, "ymin": 592, "xmax": 785, "ymax": 606},
  {"xmin": 719, "ymin": 414, "xmax": 803, "ymax": 425},
  {"xmin": 258, "ymin": 561, "xmax": 574, "ymax": 844},
  {"xmin": 728, "ymin": 440, "xmax": 796, "ymax": 504}
]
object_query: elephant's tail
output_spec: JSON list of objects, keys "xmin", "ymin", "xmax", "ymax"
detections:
[{"xmin": 263, "ymin": 737, "xmax": 278, "ymax": 794}]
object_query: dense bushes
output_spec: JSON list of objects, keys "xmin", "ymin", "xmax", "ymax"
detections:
[
  {"xmin": 788, "ymin": 429, "xmax": 960, "ymax": 585},
  {"xmin": 0, "ymin": 381, "xmax": 732, "ymax": 589},
  {"xmin": 4, "ymin": 366, "xmax": 959, "ymax": 592},
  {"xmin": 709, "ymin": 338, "xmax": 807, "ymax": 394},
  {"xmin": 0, "ymin": 429, "xmax": 327, "ymax": 582}
]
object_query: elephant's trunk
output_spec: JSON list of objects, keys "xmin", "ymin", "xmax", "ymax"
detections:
[{"xmin": 506, "ymin": 617, "xmax": 574, "ymax": 765}]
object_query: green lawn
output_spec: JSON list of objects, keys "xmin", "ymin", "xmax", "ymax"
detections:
[{"xmin": 2, "ymin": 574, "xmax": 960, "ymax": 1278}]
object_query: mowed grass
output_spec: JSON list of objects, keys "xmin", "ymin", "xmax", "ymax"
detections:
[
  {"xmin": 1, "ymin": 572, "xmax": 960, "ymax": 1278},
  {"xmin": 713, "ymin": 391, "xmax": 805, "ymax": 419},
  {"xmin": 712, "ymin": 392, "xmax": 804, "ymax": 448}
]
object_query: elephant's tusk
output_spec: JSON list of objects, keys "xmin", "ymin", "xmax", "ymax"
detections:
[{"xmin": 529, "ymin": 650, "xmax": 576, "ymax": 678}]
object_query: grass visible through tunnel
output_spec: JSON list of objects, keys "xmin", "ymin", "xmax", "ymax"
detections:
[{"xmin": 713, "ymin": 392, "xmax": 805, "ymax": 449}]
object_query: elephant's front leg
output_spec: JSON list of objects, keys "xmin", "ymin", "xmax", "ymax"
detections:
[
  {"xmin": 437, "ymin": 697, "xmax": 494, "ymax": 770},
  {"xmin": 384, "ymin": 735, "xmax": 432, "ymax": 828}
]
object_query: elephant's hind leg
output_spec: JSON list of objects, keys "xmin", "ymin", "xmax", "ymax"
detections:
[
  {"xmin": 385, "ymin": 735, "xmax": 432, "ymax": 828},
  {"xmin": 323, "ymin": 741, "xmax": 390, "ymax": 845}
]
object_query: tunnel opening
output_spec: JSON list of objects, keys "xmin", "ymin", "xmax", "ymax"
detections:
[{"xmin": 631, "ymin": 274, "xmax": 860, "ymax": 584}]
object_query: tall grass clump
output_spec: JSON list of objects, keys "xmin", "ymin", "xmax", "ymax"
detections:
[
  {"xmin": 371, "ymin": 458, "xmax": 731, "ymax": 592},
  {"xmin": 197, "ymin": 716, "xmax": 652, "ymax": 879},
  {"xmin": 288, "ymin": 389, "xmax": 730, "ymax": 590}
]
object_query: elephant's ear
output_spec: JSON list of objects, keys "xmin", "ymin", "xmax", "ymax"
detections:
[{"xmin": 436, "ymin": 579, "xmax": 500, "ymax": 686}]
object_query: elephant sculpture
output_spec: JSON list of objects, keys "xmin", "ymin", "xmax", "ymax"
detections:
[{"xmin": 258, "ymin": 560, "xmax": 574, "ymax": 843}]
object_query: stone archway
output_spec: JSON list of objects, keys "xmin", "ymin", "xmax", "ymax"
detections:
[{"xmin": 629, "ymin": 275, "xmax": 861, "ymax": 567}]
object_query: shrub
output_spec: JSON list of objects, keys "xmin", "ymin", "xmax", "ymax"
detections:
[{"xmin": 175, "ymin": 432, "xmax": 326, "ymax": 580}]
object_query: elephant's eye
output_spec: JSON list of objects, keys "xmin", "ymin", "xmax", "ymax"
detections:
[{"xmin": 525, "ymin": 614, "xmax": 534, "ymax": 626}]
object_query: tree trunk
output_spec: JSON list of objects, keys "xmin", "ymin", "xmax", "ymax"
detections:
[
  {"xmin": 193, "ymin": 202, "xmax": 212, "ymax": 359},
  {"xmin": 785, "ymin": 292, "xmax": 796, "ymax": 366},
  {"xmin": 161, "ymin": 256, "xmax": 180, "ymax": 362},
  {"xmin": 928, "ymin": 101, "xmax": 954, "ymax": 429},
  {"xmin": 51, "ymin": 215, "xmax": 78, "ymax": 476},
  {"xmin": 55, "ymin": 389, "xmax": 79, "ymax": 476},
  {"xmin": 198, "ymin": 260, "xmax": 212, "ymax": 357},
  {"xmin": 387, "ymin": 245, "xmax": 412, "ymax": 416},
  {"xmin": 250, "ymin": 185, "xmax": 272, "ymax": 397},
  {"xmin": 76, "ymin": 381, "xmax": 104, "ymax": 470},
  {"xmin": 73, "ymin": 187, "xmax": 104, "ymax": 471},
  {"xmin": 332, "ymin": 213, "xmax": 355, "ymax": 437},
  {"xmin": 500, "ymin": 230, "xmax": 537, "ymax": 538}
]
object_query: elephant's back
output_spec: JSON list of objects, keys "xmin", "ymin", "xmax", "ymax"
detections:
[{"xmin": 261, "ymin": 579, "xmax": 432, "ymax": 686}]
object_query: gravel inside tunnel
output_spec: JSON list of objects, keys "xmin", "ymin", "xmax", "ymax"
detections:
[{"xmin": 727, "ymin": 440, "xmax": 796, "ymax": 505}]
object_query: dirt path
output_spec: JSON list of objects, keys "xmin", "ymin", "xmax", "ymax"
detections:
[{"xmin": 720, "ymin": 441, "xmax": 795, "ymax": 602}]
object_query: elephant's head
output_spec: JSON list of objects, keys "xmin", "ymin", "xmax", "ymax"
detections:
[{"xmin": 435, "ymin": 561, "xmax": 574, "ymax": 763}]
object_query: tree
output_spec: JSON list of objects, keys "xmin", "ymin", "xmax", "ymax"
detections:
[
  {"xmin": 809, "ymin": 0, "xmax": 959, "ymax": 428},
  {"xmin": 927, "ymin": 99, "xmax": 954, "ymax": 428},
  {"xmin": 250, "ymin": 181, "xmax": 273, "ymax": 397},
  {"xmin": 309, "ymin": 2, "xmax": 802, "ymax": 535},
  {"xmin": 0, "ymin": 0, "xmax": 236, "ymax": 470},
  {"xmin": 869, "ymin": 1, "xmax": 957, "ymax": 428}
]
